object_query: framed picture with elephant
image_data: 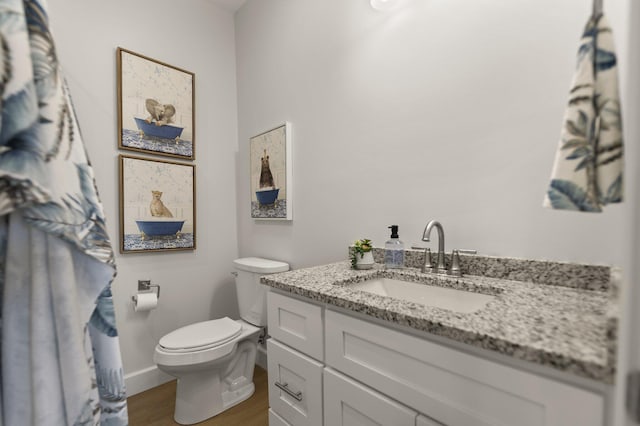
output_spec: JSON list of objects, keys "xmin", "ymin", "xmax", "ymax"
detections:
[
  {"xmin": 119, "ymin": 155, "xmax": 196, "ymax": 253},
  {"xmin": 250, "ymin": 122, "xmax": 292, "ymax": 220},
  {"xmin": 117, "ymin": 47, "xmax": 195, "ymax": 160}
]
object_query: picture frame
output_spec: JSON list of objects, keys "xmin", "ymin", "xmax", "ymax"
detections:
[
  {"xmin": 117, "ymin": 47, "xmax": 195, "ymax": 160},
  {"xmin": 119, "ymin": 155, "xmax": 196, "ymax": 253},
  {"xmin": 250, "ymin": 122, "xmax": 292, "ymax": 220}
]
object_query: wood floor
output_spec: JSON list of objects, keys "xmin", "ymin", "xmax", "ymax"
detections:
[{"xmin": 127, "ymin": 366, "xmax": 269, "ymax": 426}]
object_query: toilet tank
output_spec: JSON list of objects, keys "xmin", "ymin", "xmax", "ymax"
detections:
[{"xmin": 233, "ymin": 257, "xmax": 289, "ymax": 326}]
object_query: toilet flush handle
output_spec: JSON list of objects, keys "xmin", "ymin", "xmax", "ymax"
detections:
[{"xmin": 231, "ymin": 271, "xmax": 238, "ymax": 277}]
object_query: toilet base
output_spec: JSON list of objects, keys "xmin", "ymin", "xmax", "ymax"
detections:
[
  {"xmin": 172, "ymin": 339, "xmax": 258, "ymax": 425},
  {"xmin": 174, "ymin": 377, "xmax": 255, "ymax": 425}
]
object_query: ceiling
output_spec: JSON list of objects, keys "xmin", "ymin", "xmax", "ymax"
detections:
[{"xmin": 208, "ymin": 0, "xmax": 247, "ymax": 12}]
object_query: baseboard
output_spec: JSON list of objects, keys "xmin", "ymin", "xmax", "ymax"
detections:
[
  {"xmin": 124, "ymin": 365, "xmax": 174, "ymax": 396},
  {"xmin": 256, "ymin": 344, "xmax": 268, "ymax": 370}
]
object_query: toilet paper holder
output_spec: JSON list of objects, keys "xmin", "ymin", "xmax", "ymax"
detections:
[{"xmin": 131, "ymin": 279, "xmax": 160, "ymax": 301}]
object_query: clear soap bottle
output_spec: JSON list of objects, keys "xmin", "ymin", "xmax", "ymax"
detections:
[{"xmin": 385, "ymin": 225, "xmax": 404, "ymax": 269}]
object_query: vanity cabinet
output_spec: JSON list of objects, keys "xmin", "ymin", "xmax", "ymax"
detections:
[
  {"xmin": 267, "ymin": 291, "xmax": 324, "ymax": 426},
  {"xmin": 267, "ymin": 289, "xmax": 605, "ymax": 426},
  {"xmin": 267, "ymin": 339, "xmax": 323, "ymax": 426},
  {"xmin": 269, "ymin": 409, "xmax": 293, "ymax": 426},
  {"xmin": 417, "ymin": 414, "xmax": 446, "ymax": 426},
  {"xmin": 267, "ymin": 291, "xmax": 323, "ymax": 360},
  {"xmin": 325, "ymin": 309, "xmax": 603, "ymax": 426},
  {"xmin": 324, "ymin": 367, "xmax": 418, "ymax": 426}
]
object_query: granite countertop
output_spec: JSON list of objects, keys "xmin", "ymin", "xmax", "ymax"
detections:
[{"xmin": 261, "ymin": 254, "xmax": 619, "ymax": 384}]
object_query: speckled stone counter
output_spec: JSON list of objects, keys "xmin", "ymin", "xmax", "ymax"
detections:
[{"xmin": 261, "ymin": 254, "xmax": 619, "ymax": 384}]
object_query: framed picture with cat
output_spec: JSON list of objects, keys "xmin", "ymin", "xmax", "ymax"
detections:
[
  {"xmin": 250, "ymin": 122, "xmax": 292, "ymax": 220},
  {"xmin": 117, "ymin": 47, "xmax": 195, "ymax": 160},
  {"xmin": 119, "ymin": 155, "xmax": 196, "ymax": 253}
]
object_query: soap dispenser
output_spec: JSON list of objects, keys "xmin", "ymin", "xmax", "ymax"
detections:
[{"xmin": 385, "ymin": 225, "xmax": 404, "ymax": 269}]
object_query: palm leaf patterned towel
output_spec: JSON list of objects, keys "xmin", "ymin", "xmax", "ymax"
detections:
[{"xmin": 544, "ymin": 13, "xmax": 623, "ymax": 212}]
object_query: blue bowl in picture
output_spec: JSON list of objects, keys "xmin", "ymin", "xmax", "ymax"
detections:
[
  {"xmin": 136, "ymin": 220, "xmax": 185, "ymax": 236},
  {"xmin": 134, "ymin": 117, "xmax": 184, "ymax": 140},
  {"xmin": 256, "ymin": 188, "xmax": 279, "ymax": 205}
]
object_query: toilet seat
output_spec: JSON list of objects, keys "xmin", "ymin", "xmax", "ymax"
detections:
[
  {"xmin": 154, "ymin": 319, "xmax": 261, "ymax": 368},
  {"xmin": 159, "ymin": 317, "xmax": 242, "ymax": 353}
]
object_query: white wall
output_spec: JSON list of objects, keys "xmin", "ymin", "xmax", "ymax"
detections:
[
  {"xmin": 235, "ymin": 1, "xmax": 637, "ymax": 424},
  {"xmin": 235, "ymin": 0, "xmax": 632, "ymax": 270},
  {"xmin": 48, "ymin": 0, "xmax": 240, "ymax": 394}
]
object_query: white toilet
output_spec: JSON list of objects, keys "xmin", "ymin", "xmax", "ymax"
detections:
[{"xmin": 154, "ymin": 257, "xmax": 289, "ymax": 425}]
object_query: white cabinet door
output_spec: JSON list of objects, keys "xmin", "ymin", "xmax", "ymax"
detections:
[
  {"xmin": 325, "ymin": 309, "xmax": 604, "ymax": 426},
  {"xmin": 267, "ymin": 339, "xmax": 323, "ymax": 426},
  {"xmin": 324, "ymin": 367, "xmax": 417, "ymax": 426},
  {"xmin": 268, "ymin": 291, "xmax": 324, "ymax": 360}
]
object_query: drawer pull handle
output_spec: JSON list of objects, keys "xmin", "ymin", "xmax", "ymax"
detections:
[{"xmin": 275, "ymin": 381, "xmax": 303, "ymax": 401}]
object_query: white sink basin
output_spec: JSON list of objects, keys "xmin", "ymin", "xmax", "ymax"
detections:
[{"xmin": 349, "ymin": 277, "xmax": 495, "ymax": 314}]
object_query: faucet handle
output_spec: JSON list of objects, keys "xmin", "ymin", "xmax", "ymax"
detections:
[
  {"xmin": 457, "ymin": 249, "xmax": 477, "ymax": 255},
  {"xmin": 411, "ymin": 246, "xmax": 434, "ymax": 273},
  {"xmin": 448, "ymin": 249, "xmax": 476, "ymax": 277},
  {"xmin": 423, "ymin": 248, "xmax": 433, "ymax": 272}
]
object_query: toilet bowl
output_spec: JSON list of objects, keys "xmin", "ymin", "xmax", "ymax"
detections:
[
  {"xmin": 154, "ymin": 318, "xmax": 261, "ymax": 424},
  {"xmin": 154, "ymin": 257, "xmax": 289, "ymax": 425}
]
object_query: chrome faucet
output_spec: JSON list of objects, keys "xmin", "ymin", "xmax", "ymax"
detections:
[{"xmin": 422, "ymin": 220, "xmax": 447, "ymax": 274}]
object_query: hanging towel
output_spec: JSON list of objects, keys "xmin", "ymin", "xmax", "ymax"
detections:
[
  {"xmin": 0, "ymin": 0, "xmax": 128, "ymax": 424},
  {"xmin": 544, "ymin": 13, "xmax": 624, "ymax": 212}
]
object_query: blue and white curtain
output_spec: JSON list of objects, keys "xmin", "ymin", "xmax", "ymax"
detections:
[
  {"xmin": 0, "ymin": 0, "xmax": 128, "ymax": 424},
  {"xmin": 544, "ymin": 13, "xmax": 624, "ymax": 212}
]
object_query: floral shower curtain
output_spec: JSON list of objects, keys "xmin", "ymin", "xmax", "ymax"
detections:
[{"xmin": 0, "ymin": 0, "xmax": 128, "ymax": 424}]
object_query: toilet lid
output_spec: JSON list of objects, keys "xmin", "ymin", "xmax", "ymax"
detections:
[{"xmin": 159, "ymin": 317, "xmax": 242, "ymax": 351}]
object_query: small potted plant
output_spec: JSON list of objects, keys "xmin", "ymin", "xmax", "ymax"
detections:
[{"xmin": 351, "ymin": 238, "xmax": 374, "ymax": 269}]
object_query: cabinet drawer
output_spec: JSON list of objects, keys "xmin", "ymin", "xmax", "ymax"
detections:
[
  {"xmin": 269, "ymin": 408, "xmax": 291, "ymax": 426},
  {"xmin": 268, "ymin": 291, "xmax": 323, "ymax": 360},
  {"xmin": 324, "ymin": 367, "xmax": 417, "ymax": 426},
  {"xmin": 325, "ymin": 309, "xmax": 604, "ymax": 426},
  {"xmin": 417, "ymin": 414, "xmax": 446, "ymax": 426},
  {"xmin": 267, "ymin": 339, "xmax": 323, "ymax": 426}
]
